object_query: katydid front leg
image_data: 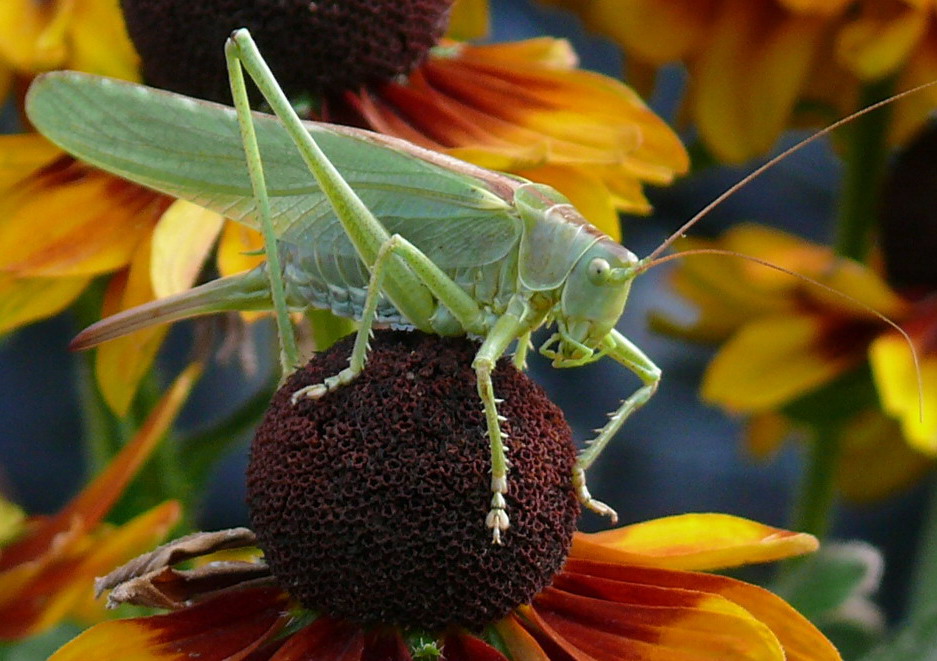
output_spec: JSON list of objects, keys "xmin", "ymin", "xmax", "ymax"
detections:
[
  {"xmin": 472, "ymin": 296, "xmax": 535, "ymax": 544},
  {"xmin": 574, "ymin": 329, "xmax": 661, "ymax": 521}
]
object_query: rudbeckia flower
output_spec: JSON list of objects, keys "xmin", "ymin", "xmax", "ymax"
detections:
[
  {"xmin": 0, "ymin": 362, "xmax": 199, "ymax": 640},
  {"xmin": 543, "ymin": 0, "xmax": 937, "ymax": 162},
  {"xmin": 50, "ymin": 331, "xmax": 838, "ymax": 661},
  {"xmin": 1, "ymin": 0, "xmax": 687, "ymax": 416},
  {"xmin": 657, "ymin": 223, "xmax": 937, "ymax": 465}
]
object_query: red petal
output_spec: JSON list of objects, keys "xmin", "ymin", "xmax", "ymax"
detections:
[
  {"xmin": 442, "ymin": 632, "xmax": 510, "ymax": 661},
  {"xmin": 269, "ymin": 618, "xmax": 365, "ymax": 661},
  {"xmin": 50, "ymin": 587, "xmax": 291, "ymax": 661},
  {"xmin": 362, "ymin": 630, "xmax": 412, "ymax": 661}
]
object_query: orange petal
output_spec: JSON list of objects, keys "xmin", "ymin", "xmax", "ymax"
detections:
[
  {"xmin": 95, "ymin": 237, "xmax": 167, "ymax": 415},
  {"xmin": 150, "ymin": 200, "xmax": 225, "ymax": 299},
  {"xmin": 558, "ymin": 560, "xmax": 841, "ymax": 661},
  {"xmin": 891, "ymin": 23, "xmax": 937, "ymax": 147},
  {"xmin": 0, "ymin": 501, "xmax": 180, "ymax": 640},
  {"xmin": 567, "ymin": 0, "xmax": 716, "ymax": 64},
  {"xmin": 350, "ymin": 38, "xmax": 687, "ymax": 218},
  {"xmin": 0, "ymin": 272, "xmax": 90, "ymax": 334},
  {"xmin": 49, "ymin": 586, "xmax": 291, "ymax": 661},
  {"xmin": 495, "ymin": 615, "xmax": 550, "ymax": 661},
  {"xmin": 870, "ymin": 333, "xmax": 937, "ymax": 454},
  {"xmin": 701, "ymin": 314, "xmax": 865, "ymax": 412},
  {"xmin": 745, "ymin": 412, "xmax": 794, "ymax": 459},
  {"xmin": 513, "ymin": 164, "xmax": 622, "ymax": 240},
  {"xmin": 692, "ymin": 0, "xmax": 825, "ymax": 162},
  {"xmin": 571, "ymin": 513, "xmax": 818, "ymax": 571},
  {"xmin": 0, "ymin": 362, "xmax": 200, "ymax": 571},
  {"xmin": 0, "ymin": 159, "xmax": 166, "ymax": 277},
  {"xmin": 527, "ymin": 585, "xmax": 784, "ymax": 660}
]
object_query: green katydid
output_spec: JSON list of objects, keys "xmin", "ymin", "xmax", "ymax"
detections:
[{"xmin": 24, "ymin": 29, "xmax": 923, "ymax": 543}]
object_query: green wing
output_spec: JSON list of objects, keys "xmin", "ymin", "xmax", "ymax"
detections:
[{"xmin": 25, "ymin": 71, "xmax": 521, "ymax": 268}]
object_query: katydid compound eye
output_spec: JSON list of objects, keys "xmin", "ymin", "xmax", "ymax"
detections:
[{"xmin": 588, "ymin": 258, "xmax": 610, "ymax": 283}]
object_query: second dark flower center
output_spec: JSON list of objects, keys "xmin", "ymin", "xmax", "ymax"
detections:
[{"xmin": 120, "ymin": 0, "xmax": 453, "ymax": 104}]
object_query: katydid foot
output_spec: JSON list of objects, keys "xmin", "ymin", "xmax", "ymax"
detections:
[
  {"xmin": 290, "ymin": 367, "xmax": 361, "ymax": 403},
  {"xmin": 485, "ymin": 476, "xmax": 510, "ymax": 544},
  {"xmin": 572, "ymin": 466, "xmax": 618, "ymax": 523}
]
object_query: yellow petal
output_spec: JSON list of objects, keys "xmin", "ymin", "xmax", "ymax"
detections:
[
  {"xmin": 150, "ymin": 200, "xmax": 225, "ymax": 299},
  {"xmin": 0, "ymin": 498, "xmax": 26, "ymax": 547},
  {"xmin": 0, "ymin": 0, "xmax": 71, "ymax": 71},
  {"xmin": 571, "ymin": 513, "xmax": 818, "ymax": 571},
  {"xmin": 836, "ymin": 2, "xmax": 927, "ymax": 79},
  {"xmin": 837, "ymin": 409, "xmax": 933, "ymax": 502},
  {"xmin": 0, "ymin": 134, "xmax": 63, "ymax": 189},
  {"xmin": 0, "ymin": 163, "xmax": 163, "ymax": 277},
  {"xmin": 0, "ymin": 272, "xmax": 90, "ymax": 333},
  {"xmin": 216, "ymin": 223, "xmax": 265, "ymax": 278},
  {"xmin": 702, "ymin": 314, "xmax": 861, "ymax": 412},
  {"xmin": 68, "ymin": 0, "xmax": 140, "ymax": 81},
  {"xmin": 870, "ymin": 333, "xmax": 937, "ymax": 453},
  {"xmin": 95, "ymin": 238, "xmax": 167, "ymax": 415},
  {"xmin": 446, "ymin": 0, "xmax": 489, "ymax": 41}
]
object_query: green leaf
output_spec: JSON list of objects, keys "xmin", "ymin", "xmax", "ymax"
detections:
[
  {"xmin": 860, "ymin": 607, "xmax": 937, "ymax": 661},
  {"xmin": 0, "ymin": 623, "xmax": 84, "ymax": 661}
]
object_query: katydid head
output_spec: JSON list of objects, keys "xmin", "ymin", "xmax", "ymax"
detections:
[{"xmin": 541, "ymin": 239, "xmax": 640, "ymax": 366}]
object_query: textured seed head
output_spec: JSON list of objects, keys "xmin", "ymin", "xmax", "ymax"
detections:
[
  {"xmin": 247, "ymin": 330, "xmax": 579, "ymax": 630},
  {"xmin": 120, "ymin": 0, "xmax": 453, "ymax": 104}
]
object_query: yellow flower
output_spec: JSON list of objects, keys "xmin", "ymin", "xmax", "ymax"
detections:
[
  {"xmin": 658, "ymin": 223, "xmax": 937, "ymax": 491},
  {"xmin": 0, "ymin": 364, "xmax": 199, "ymax": 640},
  {"xmin": 544, "ymin": 0, "xmax": 937, "ymax": 161},
  {"xmin": 1, "ymin": 0, "xmax": 686, "ymax": 414},
  {"xmin": 49, "ymin": 514, "xmax": 836, "ymax": 661}
]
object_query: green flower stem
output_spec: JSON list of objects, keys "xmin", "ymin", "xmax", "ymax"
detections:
[
  {"xmin": 791, "ymin": 422, "xmax": 842, "ymax": 539},
  {"xmin": 72, "ymin": 283, "xmax": 121, "ymax": 475},
  {"xmin": 907, "ymin": 480, "xmax": 937, "ymax": 624},
  {"xmin": 833, "ymin": 77, "xmax": 895, "ymax": 262}
]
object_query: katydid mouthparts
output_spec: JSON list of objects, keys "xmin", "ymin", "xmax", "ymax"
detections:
[{"xmin": 24, "ymin": 28, "xmax": 923, "ymax": 543}]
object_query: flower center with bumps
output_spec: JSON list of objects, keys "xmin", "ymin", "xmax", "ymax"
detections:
[
  {"xmin": 246, "ymin": 330, "xmax": 580, "ymax": 630},
  {"xmin": 120, "ymin": 0, "xmax": 453, "ymax": 104}
]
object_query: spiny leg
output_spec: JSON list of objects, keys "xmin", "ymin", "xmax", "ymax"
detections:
[
  {"xmin": 291, "ymin": 231, "xmax": 486, "ymax": 402},
  {"xmin": 472, "ymin": 296, "xmax": 534, "ymax": 543},
  {"xmin": 575, "ymin": 329, "xmax": 661, "ymax": 522},
  {"xmin": 224, "ymin": 36, "xmax": 300, "ymax": 377},
  {"xmin": 291, "ymin": 236, "xmax": 402, "ymax": 403}
]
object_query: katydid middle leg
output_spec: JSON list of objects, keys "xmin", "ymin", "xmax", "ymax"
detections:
[
  {"xmin": 292, "ymin": 232, "xmax": 487, "ymax": 403},
  {"xmin": 574, "ymin": 329, "xmax": 661, "ymax": 521}
]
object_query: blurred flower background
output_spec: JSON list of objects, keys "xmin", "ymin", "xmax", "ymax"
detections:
[{"xmin": 2, "ymin": 0, "xmax": 937, "ymax": 659}]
